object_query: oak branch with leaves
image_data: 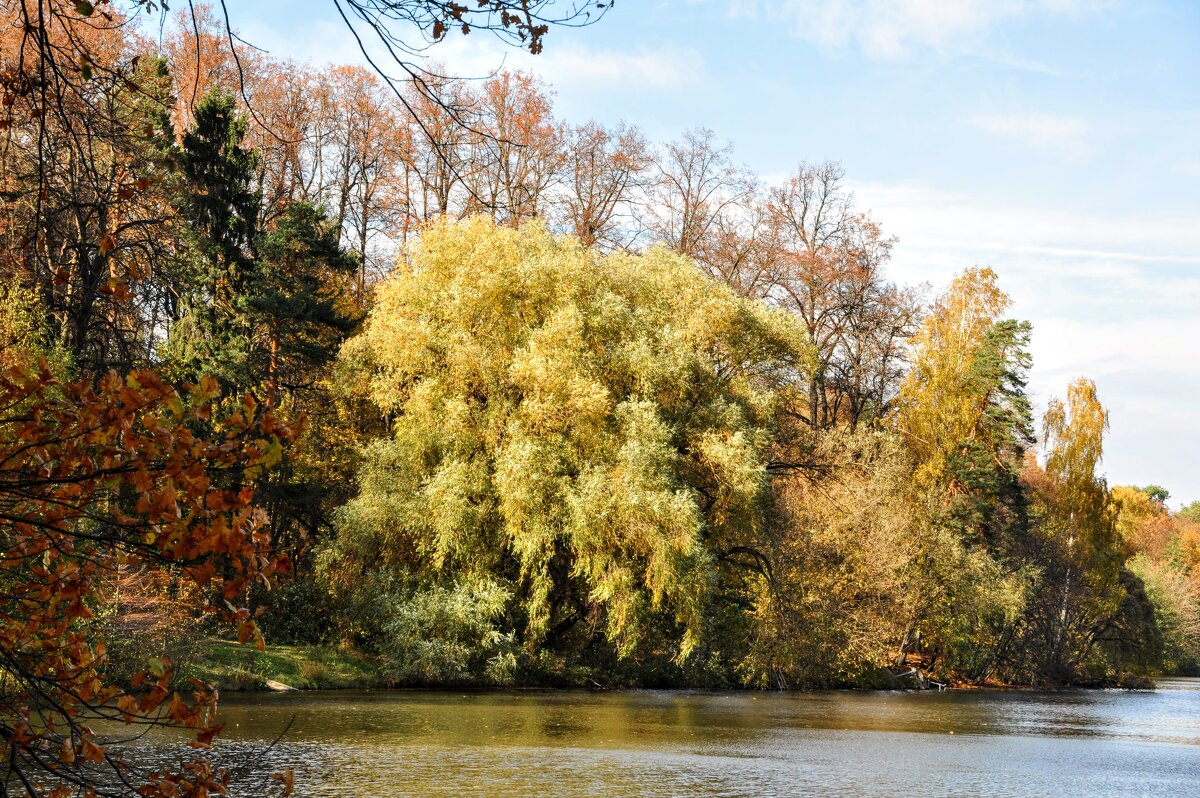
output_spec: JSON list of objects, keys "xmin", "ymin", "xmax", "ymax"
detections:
[{"xmin": 0, "ymin": 358, "xmax": 298, "ymax": 796}]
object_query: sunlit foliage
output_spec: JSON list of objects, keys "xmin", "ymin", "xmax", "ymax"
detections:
[{"xmin": 333, "ymin": 217, "xmax": 811, "ymax": 662}]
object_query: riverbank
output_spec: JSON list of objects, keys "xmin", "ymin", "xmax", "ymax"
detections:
[
  {"xmin": 185, "ymin": 639, "xmax": 1170, "ymax": 692},
  {"xmin": 188, "ymin": 639, "xmax": 387, "ymax": 691}
]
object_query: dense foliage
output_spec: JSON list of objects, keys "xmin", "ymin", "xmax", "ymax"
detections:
[
  {"xmin": 1, "ymin": 1, "xmax": 1196, "ymax": 794},
  {"xmin": 333, "ymin": 219, "xmax": 808, "ymax": 667}
]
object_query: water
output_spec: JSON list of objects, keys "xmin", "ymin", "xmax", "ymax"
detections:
[{"xmin": 135, "ymin": 679, "xmax": 1200, "ymax": 796}]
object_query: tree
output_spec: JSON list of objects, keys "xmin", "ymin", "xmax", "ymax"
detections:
[
  {"xmin": 1137, "ymin": 484, "xmax": 1170, "ymax": 505},
  {"xmin": 1, "ymin": 9, "xmax": 180, "ymax": 372},
  {"xmin": 893, "ymin": 267, "xmax": 1012, "ymax": 491},
  {"xmin": 744, "ymin": 428, "xmax": 917, "ymax": 688},
  {"xmin": 0, "ymin": 286, "xmax": 297, "ymax": 795},
  {"xmin": 2, "ymin": 1, "xmax": 613, "ymax": 374},
  {"xmin": 764, "ymin": 163, "xmax": 915, "ymax": 430},
  {"xmin": 890, "ymin": 269, "xmax": 1035, "ymax": 679},
  {"xmin": 556, "ymin": 120, "xmax": 650, "ymax": 250},
  {"xmin": 398, "ymin": 71, "xmax": 474, "ymax": 220},
  {"xmin": 645, "ymin": 128, "xmax": 754, "ymax": 259},
  {"xmin": 249, "ymin": 201, "xmax": 361, "ymax": 563},
  {"xmin": 466, "ymin": 71, "xmax": 564, "ymax": 224},
  {"xmin": 1021, "ymin": 378, "xmax": 1133, "ymax": 683},
  {"xmin": 1112, "ymin": 485, "xmax": 1173, "ymax": 560},
  {"xmin": 332, "ymin": 217, "xmax": 810, "ymax": 663},
  {"xmin": 166, "ymin": 88, "xmax": 261, "ymax": 390},
  {"xmin": 314, "ymin": 65, "xmax": 411, "ymax": 286},
  {"xmin": 251, "ymin": 201, "xmax": 360, "ymax": 410}
]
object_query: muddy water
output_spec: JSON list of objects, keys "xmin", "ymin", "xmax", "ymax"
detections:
[{"xmin": 134, "ymin": 678, "xmax": 1200, "ymax": 796}]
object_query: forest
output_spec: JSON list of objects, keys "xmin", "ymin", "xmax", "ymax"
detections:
[{"xmin": 2, "ymin": 1, "xmax": 1199, "ymax": 794}]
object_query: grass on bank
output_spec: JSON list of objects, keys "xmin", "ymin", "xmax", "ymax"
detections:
[{"xmin": 187, "ymin": 638, "xmax": 386, "ymax": 690}]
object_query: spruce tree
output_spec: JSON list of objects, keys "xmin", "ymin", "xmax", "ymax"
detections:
[{"xmin": 166, "ymin": 88, "xmax": 261, "ymax": 389}]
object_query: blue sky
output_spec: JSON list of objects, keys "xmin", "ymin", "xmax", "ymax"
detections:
[{"xmin": 217, "ymin": 0, "xmax": 1200, "ymax": 505}]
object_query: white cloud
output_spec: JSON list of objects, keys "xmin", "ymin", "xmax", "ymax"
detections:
[
  {"xmin": 726, "ymin": 0, "xmax": 1109, "ymax": 59},
  {"xmin": 429, "ymin": 37, "xmax": 704, "ymax": 92},
  {"xmin": 852, "ymin": 181, "xmax": 1200, "ymax": 274},
  {"xmin": 237, "ymin": 16, "xmax": 701, "ymax": 96},
  {"xmin": 851, "ymin": 180, "xmax": 1200, "ymax": 502},
  {"xmin": 965, "ymin": 113, "xmax": 1090, "ymax": 154}
]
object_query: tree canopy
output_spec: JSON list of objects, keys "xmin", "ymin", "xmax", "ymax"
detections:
[{"xmin": 334, "ymin": 217, "xmax": 810, "ymax": 660}]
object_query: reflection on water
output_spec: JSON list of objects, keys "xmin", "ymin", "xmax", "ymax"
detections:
[{"xmin": 128, "ymin": 679, "xmax": 1200, "ymax": 797}]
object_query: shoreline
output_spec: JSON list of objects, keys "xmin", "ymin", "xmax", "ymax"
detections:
[{"xmin": 192, "ymin": 639, "xmax": 1170, "ymax": 694}]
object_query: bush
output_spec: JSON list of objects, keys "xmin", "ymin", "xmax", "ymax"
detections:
[
  {"xmin": 257, "ymin": 578, "xmax": 339, "ymax": 645},
  {"xmin": 380, "ymin": 579, "xmax": 518, "ymax": 687}
]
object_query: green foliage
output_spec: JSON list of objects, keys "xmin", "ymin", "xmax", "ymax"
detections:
[
  {"xmin": 0, "ymin": 279, "xmax": 72, "ymax": 375},
  {"xmin": 1127, "ymin": 553, "xmax": 1200, "ymax": 675},
  {"xmin": 165, "ymin": 93, "xmax": 360, "ymax": 591},
  {"xmin": 887, "ymin": 271, "xmax": 1039, "ymax": 682},
  {"xmin": 380, "ymin": 579, "xmax": 519, "ymax": 687},
  {"xmin": 250, "ymin": 200, "xmax": 360, "ymax": 389},
  {"xmin": 1012, "ymin": 378, "xmax": 1129, "ymax": 685},
  {"xmin": 256, "ymin": 578, "xmax": 339, "ymax": 645},
  {"xmin": 333, "ymin": 217, "xmax": 811, "ymax": 664},
  {"xmin": 166, "ymin": 93, "xmax": 358, "ymax": 402},
  {"xmin": 189, "ymin": 640, "xmax": 385, "ymax": 691},
  {"xmin": 1092, "ymin": 568, "xmax": 1162, "ymax": 680},
  {"xmin": 940, "ymin": 318, "xmax": 1034, "ymax": 555},
  {"xmin": 165, "ymin": 88, "xmax": 261, "ymax": 389},
  {"xmin": 1137, "ymin": 484, "xmax": 1170, "ymax": 504}
]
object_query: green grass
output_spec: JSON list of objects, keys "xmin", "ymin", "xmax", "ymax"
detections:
[{"xmin": 187, "ymin": 639, "xmax": 386, "ymax": 691}]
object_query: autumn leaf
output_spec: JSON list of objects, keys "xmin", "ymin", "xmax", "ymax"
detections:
[{"xmin": 272, "ymin": 769, "xmax": 295, "ymax": 797}]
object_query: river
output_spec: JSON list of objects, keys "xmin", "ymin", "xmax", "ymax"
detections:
[{"xmin": 135, "ymin": 678, "xmax": 1200, "ymax": 796}]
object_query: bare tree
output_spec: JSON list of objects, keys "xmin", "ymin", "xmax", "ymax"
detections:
[
  {"xmin": 765, "ymin": 162, "xmax": 920, "ymax": 429},
  {"xmin": 557, "ymin": 119, "xmax": 650, "ymax": 249},
  {"xmin": 645, "ymin": 128, "xmax": 755, "ymax": 258},
  {"xmin": 696, "ymin": 187, "xmax": 781, "ymax": 299},
  {"xmin": 466, "ymin": 70, "xmax": 563, "ymax": 224}
]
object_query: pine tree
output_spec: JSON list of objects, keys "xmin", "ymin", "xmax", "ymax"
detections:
[{"xmin": 251, "ymin": 201, "xmax": 359, "ymax": 408}]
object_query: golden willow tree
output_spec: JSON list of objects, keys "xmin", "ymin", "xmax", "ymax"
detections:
[{"xmin": 332, "ymin": 218, "xmax": 811, "ymax": 665}]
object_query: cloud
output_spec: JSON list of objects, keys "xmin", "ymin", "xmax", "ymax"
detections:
[
  {"xmin": 965, "ymin": 113, "xmax": 1090, "ymax": 154},
  {"xmin": 428, "ymin": 37, "xmax": 704, "ymax": 93},
  {"xmin": 850, "ymin": 180, "xmax": 1200, "ymax": 501},
  {"xmin": 236, "ymin": 15, "xmax": 701, "ymax": 96},
  {"xmin": 726, "ymin": 0, "xmax": 1108, "ymax": 59}
]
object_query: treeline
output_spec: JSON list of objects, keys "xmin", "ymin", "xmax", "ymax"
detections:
[{"xmin": 3, "ymin": 3, "xmax": 1198, "ymax": 695}]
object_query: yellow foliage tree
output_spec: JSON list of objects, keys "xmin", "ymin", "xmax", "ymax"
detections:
[
  {"xmin": 893, "ymin": 266, "xmax": 1010, "ymax": 491},
  {"xmin": 334, "ymin": 217, "xmax": 811, "ymax": 661}
]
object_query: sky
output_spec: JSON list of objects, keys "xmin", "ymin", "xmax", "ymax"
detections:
[{"xmin": 210, "ymin": 0, "xmax": 1200, "ymax": 505}]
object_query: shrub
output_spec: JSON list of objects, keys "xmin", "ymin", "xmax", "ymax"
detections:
[{"xmin": 380, "ymin": 579, "xmax": 518, "ymax": 687}]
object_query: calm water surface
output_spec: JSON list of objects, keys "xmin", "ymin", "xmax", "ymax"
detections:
[{"xmin": 143, "ymin": 678, "xmax": 1200, "ymax": 796}]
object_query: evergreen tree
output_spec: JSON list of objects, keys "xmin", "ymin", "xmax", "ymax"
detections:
[
  {"xmin": 166, "ymin": 88, "xmax": 261, "ymax": 389},
  {"xmin": 944, "ymin": 318, "xmax": 1035, "ymax": 556},
  {"xmin": 250, "ymin": 201, "xmax": 361, "ymax": 575},
  {"xmin": 251, "ymin": 201, "xmax": 360, "ymax": 408}
]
